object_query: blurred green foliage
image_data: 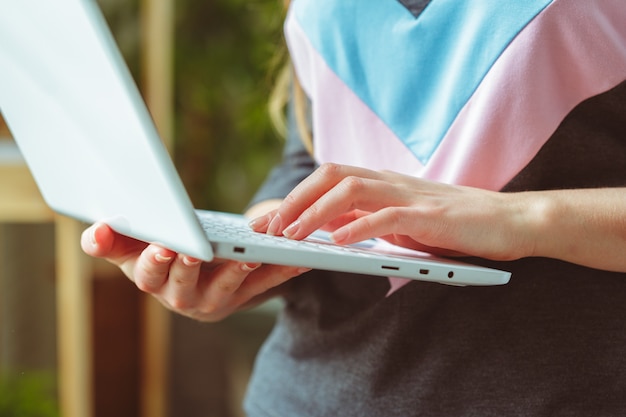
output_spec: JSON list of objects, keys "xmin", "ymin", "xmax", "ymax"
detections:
[
  {"xmin": 173, "ymin": 0, "xmax": 286, "ymax": 212},
  {"xmin": 0, "ymin": 372, "xmax": 59, "ymax": 417},
  {"xmin": 102, "ymin": 0, "xmax": 286, "ymax": 213}
]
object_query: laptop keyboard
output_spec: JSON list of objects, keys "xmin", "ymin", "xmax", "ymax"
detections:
[{"xmin": 197, "ymin": 211, "xmax": 377, "ymax": 256}]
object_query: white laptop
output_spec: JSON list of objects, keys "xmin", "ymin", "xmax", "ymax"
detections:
[{"xmin": 0, "ymin": 0, "xmax": 511, "ymax": 286}]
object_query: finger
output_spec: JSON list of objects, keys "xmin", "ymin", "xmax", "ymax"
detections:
[
  {"xmin": 329, "ymin": 207, "xmax": 467, "ymax": 258},
  {"xmin": 81, "ymin": 223, "xmax": 147, "ymax": 264},
  {"xmin": 192, "ymin": 261, "xmax": 262, "ymax": 320},
  {"xmin": 271, "ymin": 164, "xmax": 384, "ymax": 236},
  {"xmin": 132, "ymin": 245, "xmax": 177, "ymax": 293},
  {"xmin": 319, "ymin": 210, "xmax": 371, "ymax": 232},
  {"xmin": 81, "ymin": 223, "xmax": 114, "ymax": 257},
  {"xmin": 237, "ymin": 264, "xmax": 311, "ymax": 299},
  {"xmin": 330, "ymin": 207, "xmax": 415, "ymax": 245},
  {"xmin": 159, "ymin": 254, "xmax": 203, "ymax": 310},
  {"xmin": 282, "ymin": 177, "xmax": 406, "ymax": 240},
  {"xmin": 248, "ymin": 210, "xmax": 276, "ymax": 233},
  {"xmin": 209, "ymin": 262, "xmax": 262, "ymax": 294}
]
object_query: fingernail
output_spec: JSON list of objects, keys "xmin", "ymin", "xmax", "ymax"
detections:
[
  {"xmin": 282, "ymin": 219, "xmax": 300, "ymax": 239},
  {"xmin": 296, "ymin": 267, "xmax": 312, "ymax": 275},
  {"xmin": 155, "ymin": 253, "xmax": 173, "ymax": 263},
  {"xmin": 89, "ymin": 226, "xmax": 98, "ymax": 247},
  {"xmin": 182, "ymin": 256, "xmax": 201, "ymax": 267},
  {"xmin": 266, "ymin": 213, "xmax": 282, "ymax": 236},
  {"xmin": 241, "ymin": 262, "xmax": 261, "ymax": 272},
  {"xmin": 330, "ymin": 228, "xmax": 349, "ymax": 244},
  {"xmin": 248, "ymin": 214, "xmax": 270, "ymax": 231}
]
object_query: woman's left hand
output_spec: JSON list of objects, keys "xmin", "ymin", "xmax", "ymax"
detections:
[{"xmin": 249, "ymin": 163, "xmax": 537, "ymax": 262}]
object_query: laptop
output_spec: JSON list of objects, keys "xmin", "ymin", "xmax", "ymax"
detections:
[{"xmin": 0, "ymin": 0, "xmax": 511, "ymax": 286}]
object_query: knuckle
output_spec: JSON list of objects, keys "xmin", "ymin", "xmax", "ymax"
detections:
[
  {"xmin": 172, "ymin": 276, "xmax": 194, "ymax": 287},
  {"xmin": 341, "ymin": 175, "xmax": 365, "ymax": 192},
  {"xmin": 376, "ymin": 207, "xmax": 410, "ymax": 233},
  {"xmin": 318, "ymin": 162, "xmax": 342, "ymax": 179},
  {"xmin": 384, "ymin": 207, "xmax": 406, "ymax": 226},
  {"xmin": 196, "ymin": 303, "xmax": 231, "ymax": 322},
  {"xmin": 282, "ymin": 192, "xmax": 299, "ymax": 207},
  {"xmin": 197, "ymin": 303, "xmax": 218, "ymax": 316},
  {"xmin": 302, "ymin": 202, "xmax": 323, "ymax": 221},
  {"xmin": 135, "ymin": 276, "xmax": 161, "ymax": 293},
  {"xmin": 168, "ymin": 297, "xmax": 193, "ymax": 311},
  {"xmin": 217, "ymin": 279, "xmax": 238, "ymax": 293},
  {"xmin": 358, "ymin": 215, "xmax": 375, "ymax": 231}
]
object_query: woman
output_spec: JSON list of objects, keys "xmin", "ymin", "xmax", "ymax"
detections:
[{"xmin": 83, "ymin": 1, "xmax": 626, "ymax": 415}]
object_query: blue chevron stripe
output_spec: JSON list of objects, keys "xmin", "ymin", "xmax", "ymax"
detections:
[{"xmin": 292, "ymin": 0, "xmax": 554, "ymax": 164}]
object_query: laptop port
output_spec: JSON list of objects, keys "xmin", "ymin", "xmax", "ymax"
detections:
[{"xmin": 381, "ymin": 265, "xmax": 400, "ymax": 271}]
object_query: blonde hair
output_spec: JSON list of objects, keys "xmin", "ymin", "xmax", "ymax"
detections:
[{"xmin": 267, "ymin": 0, "xmax": 314, "ymax": 154}]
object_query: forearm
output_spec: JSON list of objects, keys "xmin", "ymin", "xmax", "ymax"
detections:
[
  {"xmin": 252, "ymin": 164, "xmax": 626, "ymax": 274},
  {"xmin": 523, "ymin": 187, "xmax": 626, "ymax": 272}
]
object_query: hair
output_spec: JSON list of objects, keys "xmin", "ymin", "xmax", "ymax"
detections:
[{"xmin": 267, "ymin": 0, "xmax": 314, "ymax": 154}]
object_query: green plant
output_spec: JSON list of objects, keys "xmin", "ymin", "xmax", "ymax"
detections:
[
  {"xmin": 173, "ymin": 0, "xmax": 286, "ymax": 212},
  {"xmin": 0, "ymin": 372, "xmax": 59, "ymax": 417},
  {"xmin": 100, "ymin": 0, "xmax": 286, "ymax": 212}
]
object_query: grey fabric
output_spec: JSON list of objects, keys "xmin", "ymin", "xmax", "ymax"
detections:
[
  {"xmin": 396, "ymin": 0, "xmax": 431, "ymax": 18},
  {"xmin": 243, "ymin": 82, "xmax": 626, "ymax": 416}
]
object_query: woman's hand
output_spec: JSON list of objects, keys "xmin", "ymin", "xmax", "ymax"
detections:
[
  {"xmin": 249, "ymin": 163, "xmax": 626, "ymax": 272},
  {"xmin": 81, "ymin": 222, "xmax": 310, "ymax": 322},
  {"xmin": 249, "ymin": 163, "xmax": 535, "ymax": 261}
]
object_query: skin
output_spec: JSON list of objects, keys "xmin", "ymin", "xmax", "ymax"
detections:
[
  {"xmin": 252, "ymin": 163, "xmax": 626, "ymax": 273},
  {"xmin": 82, "ymin": 163, "xmax": 626, "ymax": 322},
  {"xmin": 81, "ymin": 198, "xmax": 309, "ymax": 322}
]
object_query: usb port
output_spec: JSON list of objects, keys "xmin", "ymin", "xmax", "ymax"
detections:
[
  {"xmin": 233, "ymin": 247, "xmax": 246, "ymax": 254},
  {"xmin": 382, "ymin": 265, "xmax": 400, "ymax": 271},
  {"xmin": 419, "ymin": 269, "xmax": 430, "ymax": 275}
]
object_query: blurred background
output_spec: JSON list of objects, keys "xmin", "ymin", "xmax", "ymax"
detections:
[{"xmin": 0, "ymin": 0, "xmax": 286, "ymax": 415}]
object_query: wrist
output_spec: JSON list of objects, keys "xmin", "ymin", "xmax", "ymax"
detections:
[
  {"xmin": 515, "ymin": 191, "xmax": 555, "ymax": 260},
  {"xmin": 521, "ymin": 189, "xmax": 585, "ymax": 262}
]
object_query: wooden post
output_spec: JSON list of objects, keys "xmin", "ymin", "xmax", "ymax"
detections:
[
  {"xmin": 55, "ymin": 215, "xmax": 93, "ymax": 417},
  {"xmin": 141, "ymin": 0, "xmax": 174, "ymax": 151},
  {"xmin": 140, "ymin": 1, "xmax": 174, "ymax": 416}
]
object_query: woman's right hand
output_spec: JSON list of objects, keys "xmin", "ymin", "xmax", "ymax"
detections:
[{"xmin": 81, "ymin": 222, "xmax": 310, "ymax": 322}]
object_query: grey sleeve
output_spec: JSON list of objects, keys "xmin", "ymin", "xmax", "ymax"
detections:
[{"xmin": 248, "ymin": 98, "xmax": 317, "ymax": 208}]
